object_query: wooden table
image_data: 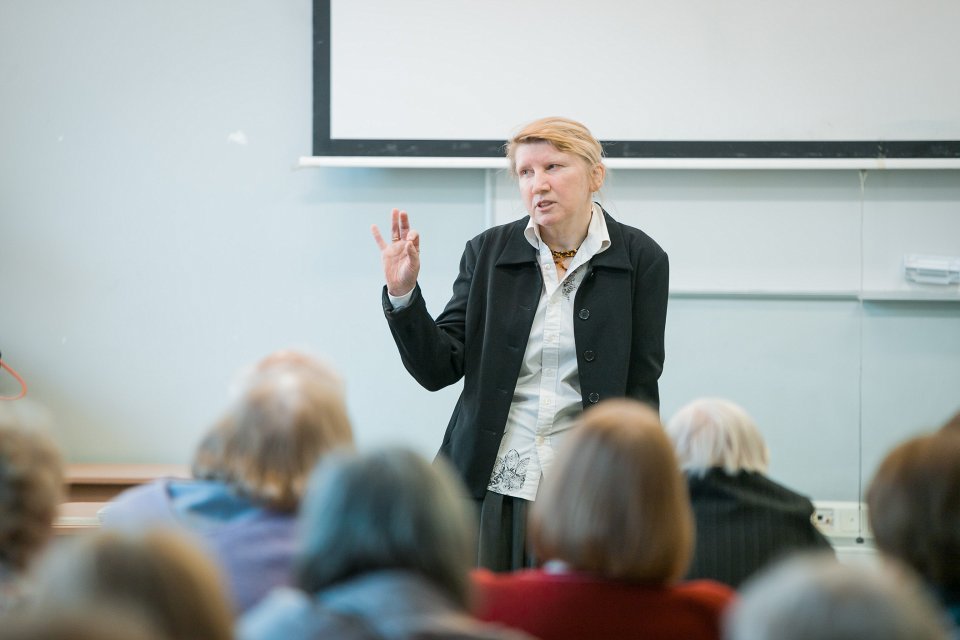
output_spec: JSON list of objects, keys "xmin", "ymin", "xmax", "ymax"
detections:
[
  {"xmin": 54, "ymin": 501, "xmax": 105, "ymax": 535},
  {"xmin": 65, "ymin": 462, "xmax": 190, "ymax": 502},
  {"xmin": 54, "ymin": 463, "xmax": 191, "ymax": 535}
]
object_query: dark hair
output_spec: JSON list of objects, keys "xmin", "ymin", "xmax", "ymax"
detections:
[
  {"xmin": 0, "ymin": 413, "xmax": 63, "ymax": 571},
  {"xmin": 941, "ymin": 410, "xmax": 960, "ymax": 435},
  {"xmin": 867, "ymin": 429, "xmax": 960, "ymax": 591},
  {"xmin": 295, "ymin": 448, "xmax": 475, "ymax": 607}
]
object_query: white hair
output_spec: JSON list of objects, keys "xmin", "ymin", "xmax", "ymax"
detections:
[
  {"xmin": 724, "ymin": 555, "xmax": 951, "ymax": 640},
  {"xmin": 666, "ymin": 398, "xmax": 769, "ymax": 476}
]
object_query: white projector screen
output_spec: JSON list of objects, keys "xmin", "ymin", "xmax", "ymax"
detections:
[{"xmin": 313, "ymin": 0, "xmax": 960, "ymax": 159}]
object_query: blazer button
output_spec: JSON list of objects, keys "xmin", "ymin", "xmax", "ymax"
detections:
[
  {"xmin": 588, "ymin": 392, "xmax": 600, "ymax": 403},
  {"xmin": 578, "ymin": 308, "xmax": 590, "ymax": 320},
  {"xmin": 584, "ymin": 350, "xmax": 595, "ymax": 362}
]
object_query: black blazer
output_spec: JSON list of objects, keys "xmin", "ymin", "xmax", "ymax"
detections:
[
  {"xmin": 382, "ymin": 209, "xmax": 669, "ymax": 498},
  {"xmin": 685, "ymin": 469, "xmax": 834, "ymax": 588}
]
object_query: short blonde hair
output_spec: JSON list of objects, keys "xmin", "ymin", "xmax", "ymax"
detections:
[
  {"xmin": 34, "ymin": 529, "xmax": 234, "ymax": 640},
  {"xmin": 666, "ymin": 397, "xmax": 770, "ymax": 477},
  {"xmin": 529, "ymin": 399, "xmax": 693, "ymax": 583},
  {"xmin": 192, "ymin": 352, "xmax": 354, "ymax": 511},
  {"xmin": 506, "ymin": 116, "xmax": 605, "ymax": 177},
  {"xmin": 0, "ymin": 405, "xmax": 63, "ymax": 572}
]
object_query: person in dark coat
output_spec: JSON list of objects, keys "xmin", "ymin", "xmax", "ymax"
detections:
[
  {"xmin": 666, "ymin": 397, "xmax": 832, "ymax": 588},
  {"xmin": 372, "ymin": 117, "xmax": 669, "ymax": 570}
]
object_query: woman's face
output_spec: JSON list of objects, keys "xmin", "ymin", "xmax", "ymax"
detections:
[{"xmin": 515, "ymin": 141, "xmax": 603, "ymax": 237}]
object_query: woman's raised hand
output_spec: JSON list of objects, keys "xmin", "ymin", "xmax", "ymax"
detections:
[{"xmin": 371, "ymin": 208, "xmax": 421, "ymax": 297}]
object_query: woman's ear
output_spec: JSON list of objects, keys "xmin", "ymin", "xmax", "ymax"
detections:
[{"xmin": 590, "ymin": 163, "xmax": 606, "ymax": 192}]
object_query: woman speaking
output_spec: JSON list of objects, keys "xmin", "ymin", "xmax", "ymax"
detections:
[{"xmin": 372, "ymin": 117, "xmax": 669, "ymax": 571}]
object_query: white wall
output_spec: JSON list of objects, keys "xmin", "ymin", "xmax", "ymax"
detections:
[{"xmin": 1, "ymin": 1, "xmax": 958, "ymax": 503}]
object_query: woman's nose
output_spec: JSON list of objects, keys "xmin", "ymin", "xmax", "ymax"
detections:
[{"xmin": 533, "ymin": 173, "xmax": 549, "ymax": 192}]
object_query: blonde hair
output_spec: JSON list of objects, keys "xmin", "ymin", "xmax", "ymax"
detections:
[
  {"xmin": 34, "ymin": 529, "xmax": 234, "ymax": 640},
  {"xmin": 506, "ymin": 116, "xmax": 605, "ymax": 177},
  {"xmin": 666, "ymin": 397, "xmax": 770, "ymax": 477},
  {"xmin": 0, "ymin": 404, "xmax": 63, "ymax": 572},
  {"xmin": 530, "ymin": 399, "xmax": 693, "ymax": 583},
  {"xmin": 192, "ymin": 351, "xmax": 354, "ymax": 511}
]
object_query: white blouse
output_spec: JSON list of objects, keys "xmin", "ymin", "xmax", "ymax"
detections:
[{"xmin": 487, "ymin": 204, "xmax": 610, "ymax": 501}]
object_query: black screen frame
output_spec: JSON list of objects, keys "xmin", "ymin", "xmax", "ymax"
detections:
[{"xmin": 312, "ymin": 0, "xmax": 960, "ymax": 160}]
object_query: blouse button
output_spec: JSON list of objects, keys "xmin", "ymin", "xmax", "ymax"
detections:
[
  {"xmin": 578, "ymin": 308, "xmax": 590, "ymax": 320},
  {"xmin": 588, "ymin": 392, "xmax": 600, "ymax": 403},
  {"xmin": 584, "ymin": 350, "xmax": 595, "ymax": 362}
]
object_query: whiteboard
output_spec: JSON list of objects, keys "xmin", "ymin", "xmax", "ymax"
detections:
[{"xmin": 314, "ymin": 0, "xmax": 960, "ymax": 159}]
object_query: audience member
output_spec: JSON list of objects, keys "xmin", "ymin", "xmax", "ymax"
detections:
[
  {"xmin": 472, "ymin": 399, "xmax": 734, "ymax": 640},
  {"xmin": 100, "ymin": 350, "xmax": 354, "ymax": 613},
  {"xmin": 239, "ymin": 448, "xmax": 532, "ymax": 640},
  {"xmin": 867, "ymin": 427, "xmax": 960, "ymax": 634},
  {"xmin": 724, "ymin": 554, "xmax": 950, "ymax": 640},
  {"xmin": 0, "ymin": 608, "xmax": 164, "ymax": 640},
  {"xmin": 666, "ymin": 397, "xmax": 831, "ymax": 587},
  {"xmin": 0, "ymin": 402, "xmax": 63, "ymax": 612},
  {"xmin": 941, "ymin": 410, "xmax": 960, "ymax": 435},
  {"xmin": 32, "ymin": 529, "xmax": 234, "ymax": 640}
]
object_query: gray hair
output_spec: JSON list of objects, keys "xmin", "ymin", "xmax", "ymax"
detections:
[
  {"xmin": 294, "ymin": 447, "xmax": 475, "ymax": 607},
  {"xmin": 666, "ymin": 397, "xmax": 769, "ymax": 476},
  {"xmin": 724, "ymin": 555, "xmax": 951, "ymax": 640}
]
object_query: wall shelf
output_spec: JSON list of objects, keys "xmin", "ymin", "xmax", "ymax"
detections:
[
  {"xmin": 298, "ymin": 156, "xmax": 960, "ymax": 171},
  {"xmin": 859, "ymin": 290, "xmax": 960, "ymax": 302}
]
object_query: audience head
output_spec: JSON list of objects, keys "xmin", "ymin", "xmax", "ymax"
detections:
[
  {"xmin": 33, "ymin": 529, "xmax": 233, "ymax": 640},
  {"xmin": 295, "ymin": 447, "xmax": 476, "ymax": 607},
  {"xmin": 867, "ymin": 428, "xmax": 960, "ymax": 594},
  {"xmin": 530, "ymin": 398, "xmax": 693, "ymax": 583},
  {"xmin": 666, "ymin": 397, "xmax": 770, "ymax": 477},
  {"xmin": 192, "ymin": 350, "xmax": 354, "ymax": 512},
  {"xmin": 941, "ymin": 410, "xmax": 960, "ymax": 435},
  {"xmin": 0, "ymin": 609, "xmax": 164, "ymax": 640},
  {"xmin": 724, "ymin": 554, "xmax": 950, "ymax": 640},
  {"xmin": 506, "ymin": 116, "xmax": 605, "ymax": 185},
  {"xmin": 0, "ymin": 402, "xmax": 63, "ymax": 573}
]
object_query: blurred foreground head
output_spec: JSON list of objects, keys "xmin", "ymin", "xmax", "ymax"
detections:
[
  {"xmin": 33, "ymin": 529, "xmax": 234, "ymax": 640},
  {"xmin": 725, "ymin": 555, "xmax": 950, "ymax": 640},
  {"xmin": 0, "ymin": 402, "xmax": 63, "ymax": 574},
  {"xmin": 296, "ymin": 447, "xmax": 476, "ymax": 606},
  {"xmin": 193, "ymin": 350, "xmax": 354, "ymax": 511},
  {"xmin": 531, "ymin": 398, "xmax": 693, "ymax": 583}
]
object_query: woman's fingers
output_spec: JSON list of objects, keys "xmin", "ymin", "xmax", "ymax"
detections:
[
  {"xmin": 390, "ymin": 208, "xmax": 401, "ymax": 241},
  {"xmin": 371, "ymin": 224, "xmax": 388, "ymax": 250},
  {"xmin": 399, "ymin": 210, "xmax": 410, "ymax": 240}
]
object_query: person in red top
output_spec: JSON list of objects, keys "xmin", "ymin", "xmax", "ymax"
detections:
[{"xmin": 472, "ymin": 399, "xmax": 734, "ymax": 640}]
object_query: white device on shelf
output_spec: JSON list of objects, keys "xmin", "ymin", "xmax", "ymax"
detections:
[{"xmin": 903, "ymin": 254, "xmax": 960, "ymax": 285}]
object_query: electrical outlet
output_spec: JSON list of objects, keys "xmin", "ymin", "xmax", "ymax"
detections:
[
  {"xmin": 814, "ymin": 507, "xmax": 835, "ymax": 533},
  {"xmin": 813, "ymin": 501, "xmax": 872, "ymax": 539}
]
